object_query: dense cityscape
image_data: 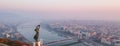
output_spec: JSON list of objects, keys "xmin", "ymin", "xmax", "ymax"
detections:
[
  {"xmin": 0, "ymin": 21, "xmax": 120, "ymax": 46},
  {"xmin": 46, "ymin": 21, "xmax": 120, "ymax": 46}
]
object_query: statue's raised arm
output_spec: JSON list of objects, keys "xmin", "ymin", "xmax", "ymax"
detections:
[{"xmin": 34, "ymin": 25, "xmax": 40, "ymax": 42}]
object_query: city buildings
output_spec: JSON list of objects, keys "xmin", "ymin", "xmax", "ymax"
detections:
[{"xmin": 48, "ymin": 22, "xmax": 120, "ymax": 46}]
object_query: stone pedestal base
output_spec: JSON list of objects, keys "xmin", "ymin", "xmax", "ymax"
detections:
[{"xmin": 33, "ymin": 41, "xmax": 42, "ymax": 46}]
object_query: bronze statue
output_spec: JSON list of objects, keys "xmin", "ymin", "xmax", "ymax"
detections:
[{"xmin": 34, "ymin": 25, "xmax": 40, "ymax": 42}]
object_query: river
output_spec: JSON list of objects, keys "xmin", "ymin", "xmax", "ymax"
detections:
[{"xmin": 17, "ymin": 22, "xmax": 85, "ymax": 46}]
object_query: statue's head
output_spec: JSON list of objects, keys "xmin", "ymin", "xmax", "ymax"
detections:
[
  {"xmin": 38, "ymin": 25, "xmax": 40, "ymax": 27},
  {"xmin": 36, "ymin": 25, "xmax": 40, "ymax": 29}
]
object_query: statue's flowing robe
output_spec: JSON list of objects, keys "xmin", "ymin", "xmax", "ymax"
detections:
[{"xmin": 34, "ymin": 28, "xmax": 39, "ymax": 42}]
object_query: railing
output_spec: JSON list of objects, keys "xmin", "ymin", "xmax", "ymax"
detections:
[{"xmin": 0, "ymin": 43, "xmax": 9, "ymax": 46}]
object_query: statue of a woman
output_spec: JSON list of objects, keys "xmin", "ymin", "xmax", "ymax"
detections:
[{"xmin": 34, "ymin": 25, "xmax": 40, "ymax": 42}]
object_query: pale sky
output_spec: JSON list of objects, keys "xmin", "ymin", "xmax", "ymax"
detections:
[{"xmin": 0, "ymin": 0, "xmax": 120, "ymax": 21}]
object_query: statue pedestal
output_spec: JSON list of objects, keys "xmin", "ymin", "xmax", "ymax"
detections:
[{"xmin": 33, "ymin": 41, "xmax": 42, "ymax": 46}]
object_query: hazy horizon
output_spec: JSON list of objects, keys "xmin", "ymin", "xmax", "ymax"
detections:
[{"xmin": 0, "ymin": 0, "xmax": 120, "ymax": 22}]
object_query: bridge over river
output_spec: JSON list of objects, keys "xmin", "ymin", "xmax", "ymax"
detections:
[{"xmin": 43, "ymin": 38, "xmax": 109, "ymax": 46}]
